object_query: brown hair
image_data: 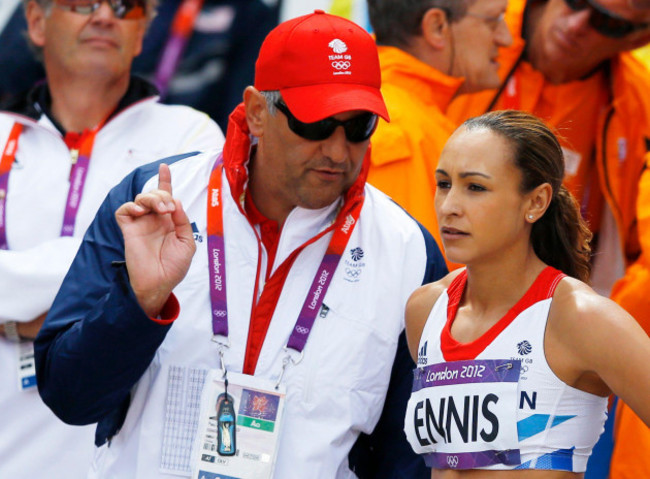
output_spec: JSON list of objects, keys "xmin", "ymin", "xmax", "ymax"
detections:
[
  {"xmin": 463, "ymin": 110, "xmax": 592, "ymax": 282},
  {"xmin": 368, "ymin": 0, "xmax": 476, "ymax": 49}
]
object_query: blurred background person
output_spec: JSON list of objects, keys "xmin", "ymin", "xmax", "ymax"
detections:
[
  {"xmin": 365, "ymin": 0, "xmax": 512, "ymax": 269},
  {"xmin": 0, "ymin": 0, "xmax": 223, "ymax": 476},
  {"xmin": 0, "ymin": 0, "xmax": 280, "ymax": 131}
]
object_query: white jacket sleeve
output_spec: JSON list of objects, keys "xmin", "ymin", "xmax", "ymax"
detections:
[{"xmin": 0, "ymin": 237, "xmax": 81, "ymax": 322}]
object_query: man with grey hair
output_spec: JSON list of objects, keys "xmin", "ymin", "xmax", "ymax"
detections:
[
  {"xmin": 0, "ymin": 0, "xmax": 223, "ymax": 477},
  {"xmin": 365, "ymin": 0, "xmax": 513, "ymax": 269}
]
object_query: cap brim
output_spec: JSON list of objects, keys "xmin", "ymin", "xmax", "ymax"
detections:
[{"xmin": 281, "ymin": 83, "xmax": 390, "ymax": 123}]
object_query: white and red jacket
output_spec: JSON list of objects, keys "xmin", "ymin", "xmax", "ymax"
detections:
[{"xmin": 0, "ymin": 79, "xmax": 224, "ymax": 479}]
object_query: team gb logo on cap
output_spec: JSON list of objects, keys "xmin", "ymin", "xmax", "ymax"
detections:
[
  {"xmin": 328, "ymin": 38, "xmax": 352, "ymax": 76},
  {"xmin": 329, "ymin": 39, "xmax": 348, "ymax": 53}
]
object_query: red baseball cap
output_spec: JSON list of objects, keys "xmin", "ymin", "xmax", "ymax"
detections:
[{"xmin": 254, "ymin": 10, "xmax": 389, "ymax": 123}]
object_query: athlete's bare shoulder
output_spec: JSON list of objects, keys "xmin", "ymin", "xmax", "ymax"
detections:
[
  {"xmin": 550, "ymin": 276, "xmax": 623, "ymax": 328},
  {"xmin": 547, "ymin": 275, "xmax": 648, "ymax": 398}
]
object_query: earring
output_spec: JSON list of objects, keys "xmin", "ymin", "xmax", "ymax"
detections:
[{"xmin": 528, "ymin": 215, "xmax": 534, "ymax": 220}]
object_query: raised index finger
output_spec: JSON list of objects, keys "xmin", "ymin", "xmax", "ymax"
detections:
[{"xmin": 158, "ymin": 163, "xmax": 173, "ymax": 195}]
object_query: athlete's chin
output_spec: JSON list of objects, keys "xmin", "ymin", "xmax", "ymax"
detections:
[{"xmin": 442, "ymin": 247, "xmax": 473, "ymax": 266}]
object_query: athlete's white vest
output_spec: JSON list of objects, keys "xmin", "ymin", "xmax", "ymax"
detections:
[{"xmin": 405, "ymin": 267, "xmax": 608, "ymax": 472}]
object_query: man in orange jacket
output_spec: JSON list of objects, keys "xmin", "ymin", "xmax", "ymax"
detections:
[
  {"xmin": 447, "ymin": 0, "xmax": 650, "ymax": 475},
  {"xmin": 366, "ymin": 0, "xmax": 512, "ymax": 269}
]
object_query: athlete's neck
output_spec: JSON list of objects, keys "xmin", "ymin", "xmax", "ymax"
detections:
[{"xmin": 464, "ymin": 247, "xmax": 547, "ymax": 316}]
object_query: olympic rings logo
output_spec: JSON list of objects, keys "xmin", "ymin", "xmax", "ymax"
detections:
[
  {"xmin": 213, "ymin": 310, "xmax": 227, "ymax": 317},
  {"xmin": 345, "ymin": 268, "xmax": 361, "ymax": 278},
  {"xmin": 331, "ymin": 61, "xmax": 351, "ymax": 70},
  {"xmin": 295, "ymin": 326, "xmax": 310, "ymax": 335},
  {"xmin": 446, "ymin": 455, "xmax": 459, "ymax": 468}
]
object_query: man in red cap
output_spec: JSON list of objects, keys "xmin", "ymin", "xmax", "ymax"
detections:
[{"xmin": 34, "ymin": 10, "xmax": 447, "ymax": 479}]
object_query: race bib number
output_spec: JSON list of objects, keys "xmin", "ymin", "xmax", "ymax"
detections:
[
  {"xmin": 405, "ymin": 359, "xmax": 521, "ymax": 469},
  {"xmin": 191, "ymin": 371, "xmax": 286, "ymax": 479}
]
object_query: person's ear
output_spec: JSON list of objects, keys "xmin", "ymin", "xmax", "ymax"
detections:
[
  {"xmin": 421, "ymin": 7, "xmax": 449, "ymax": 50},
  {"xmin": 243, "ymin": 87, "xmax": 266, "ymax": 138},
  {"xmin": 525, "ymin": 182, "xmax": 553, "ymax": 223},
  {"xmin": 26, "ymin": 0, "xmax": 47, "ymax": 48}
]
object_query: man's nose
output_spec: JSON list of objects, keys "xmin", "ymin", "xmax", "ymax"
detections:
[
  {"xmin": 565, "ymin": 9, "xmax": 592, "ymax": 35},
  {"xmin": 321, "ymin": 126, "xmax": 349, "ymax": 164},
  {"xmin": 90, "ymin": 0, "xmax": 119, "ymax": 22}
]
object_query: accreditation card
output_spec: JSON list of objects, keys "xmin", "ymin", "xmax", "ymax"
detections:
[
  {"xmin": 16, "ymin": 341, "xmax": 37, "ymax": 391},
  {"xmin": 191, "ymin": 370, "xmax": 286, "ymax": 479}
]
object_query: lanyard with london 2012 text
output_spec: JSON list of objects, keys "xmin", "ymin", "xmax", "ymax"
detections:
[
  {"xmin": 61, "ymin": 122, "xmax": 105, "ymax": 236},
  {"xmin": 206, "ymin": 155, "xmax": 364, "ymax": 383},
  {"xmin": 0, "ymin": 121, "xmax": 102, "ymax": 250},
  {"xmin": 0, "ymin": 122, "xmax": 23, "ymax": 250}
]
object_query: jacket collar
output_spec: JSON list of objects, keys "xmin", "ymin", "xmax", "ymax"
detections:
[
  {"xmin": 377, "ymin": 45, "xmax": 464, "ymax": 113},
  {"xmin": 222, "ymin": 103, "xmax": 369, "ymax": 216},
  {"xmin": 0, "ymin": 76, "xmax": 158, "ymax": 135}
]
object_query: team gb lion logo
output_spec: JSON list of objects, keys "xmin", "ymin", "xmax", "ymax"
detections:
[{"xmin": 328, "ymin": 39, "xmax": 348, "ymax": 54}]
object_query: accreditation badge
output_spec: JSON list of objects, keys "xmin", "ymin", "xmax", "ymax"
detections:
[
  {"xmin": 15, "ymin": 341, "xmax": 37, "ymax": 391},
  {"xmin": 191, "ymin": 370, "xmax": 286, "ymax": 479},
  {"xmin": 405, "ymin": 359, "xmax": 521, "ymax": 469}
]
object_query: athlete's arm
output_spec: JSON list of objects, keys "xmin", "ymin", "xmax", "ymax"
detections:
[
  {"xmin": 405, "ymin": 282, "xmax": 445, "ymax": 362},
  {"xmin": 548, "ymin": 280, "xmax": 650, "ymax": 426}
]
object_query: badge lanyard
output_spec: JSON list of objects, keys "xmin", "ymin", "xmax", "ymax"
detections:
[
  {"xmin": 206, "ymin": 155, "xmax": 364, "ymax": 386},
  {"xmin": 154, "ymin": 0, "xmax": 205, "ymax": 99},
  {"xmin": 61, "ymin": 123, "xmax": 103, "ymax": 236},
  {"xmin": 0, "ymin": 121, "xmax": 103, "ymax": 249},
  {"xmin": 0, "ymin": 122, "xmax": 23, "ymax": 250},
  {"xmin": 486, "ymin": 52, "xmax": 525, "ymax": 113}
]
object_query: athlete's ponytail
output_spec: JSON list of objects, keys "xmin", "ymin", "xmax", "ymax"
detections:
[{"xmin": 463, "ymin": 110, "xmax": 592, "ymax": 282}]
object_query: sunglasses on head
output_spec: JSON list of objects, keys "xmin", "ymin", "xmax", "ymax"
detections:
[
  {"xmin": 563, "ymin": 0, "xmax": 650, "ymax": 38},
  {"xmin": 54, "ymin": 0, "xmax": 146, "ymax": 19},
  {"xmin": 274, "ymin": 102, "xmax": 378, "ymax": 143}
]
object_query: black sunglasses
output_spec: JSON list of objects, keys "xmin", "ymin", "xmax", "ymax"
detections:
[
  {"xmin": 274, "ymin": 102, "xmax": 378, "ymax": 143},
  {"xmin": 54, "ymin": 0, "xmax": 147, "ymax": 19},
  {"xmin": 563, "ymin": 0, "xmax": 650, "ymax": 38}
]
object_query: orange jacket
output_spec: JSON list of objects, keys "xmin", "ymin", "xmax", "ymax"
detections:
[
  {"xmin": 368, "ymin": 46, "xmax": 463, "ymax": 268},
  {"xmin": 596, "ymin": 59, "xmax": 650, "ymax": 478}
]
